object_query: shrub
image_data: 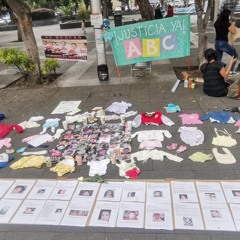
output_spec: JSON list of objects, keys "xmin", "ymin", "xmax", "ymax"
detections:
[
  {"xmin": 31, "ymin": 8, "xmax": 55, "ymax": 21},
  {"xmin": 41, "ymin": 58, "xmax": 60, "ymax": 81},
  {"xmin": 77, "ymin": 3, "xmax": 91, "ymax": 20},
  {"xmin": 59, "ymin": 6, "xmax": 74, "ymax": 16},
  {"xmin": 0, "ymin": 48, "xmax": 34, "ymax": 79}
]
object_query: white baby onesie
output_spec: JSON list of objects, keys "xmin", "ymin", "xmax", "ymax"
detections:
[
  {"xmin": 178, "ymin": 126, "xmax": 204, "ymax": 146},
  {"xmin": 87, "ymin": 159, "xmax": 110, "ymax": 176},
  {"xmin": 131, "ymin": 130, "xmax": 172, "ymax": 142}
]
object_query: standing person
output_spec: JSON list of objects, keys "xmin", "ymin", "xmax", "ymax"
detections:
[
  {"xmin": 166, "ymin": 5, "xmax": 174, "ymax": 18},
  {"xmin": 214, "ymin": 9, "xmax": 239, "ymax": 76},
  {"xmin": 81, "ymin": 19, "xmax": 86, "ymax": 34},
  {"xmin": 200, "ymin": 48, "xmax": 237, "ymax": 97},
  {"xmin": 155, "ymin": 5, "xmax": 163, "ymax": 19}
]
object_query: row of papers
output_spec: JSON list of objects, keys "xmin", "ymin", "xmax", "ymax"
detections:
[{"xmin": 1, "ymin": 179, "xmax": 240, "ymax": 230}]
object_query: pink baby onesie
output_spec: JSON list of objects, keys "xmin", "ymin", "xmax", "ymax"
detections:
[{"xmin": 179, "ymin": 114, "xmax": 203, "ymax": 125}]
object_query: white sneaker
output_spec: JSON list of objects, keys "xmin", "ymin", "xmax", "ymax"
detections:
[{"xmin": 229, "ymin": 71, "xmax": 239, "ymax": 76}]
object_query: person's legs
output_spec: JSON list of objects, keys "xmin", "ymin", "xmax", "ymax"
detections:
[
  {"xmin": 216, "ymin": 41, "xmax": 237, "ymax": 72},
  {"xmin": 215, "ymin": 40, "xmax": 224, "ymax": 61}
]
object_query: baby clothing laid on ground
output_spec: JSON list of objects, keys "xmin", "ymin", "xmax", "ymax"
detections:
[
  {"xmin": 0, "ymin": 138, "xmax": 12, "ymax": 149},
  {"xmin": 0, "ymin": 124, "xmax": 24, "ymax": 138},
  {"xmin": 139, "ymin": 140, "xmax": 162, "ymax": 150},
  {"xmin": 0, "ymin": 153, "xmax": 11, "ymax": 168},
  {"xmin": 161, "ymin": 115, "xmax": 175, "ymax": 126},
  {"xmin": 200, "ymin": 111, "xmax": 239, "ymax": 124},
  {"xmin": 116, "ymin": 161, "xmax": 140, "ymax": 179},
  {"xmin": 87, "ymin": 159, "xmax": 110, "ymax": 177},
  {"xmin": 212, "ymin": 148, "xmax": 236, "ymax": 164},
  {"xmin": 179, "ymin": 114, "xmax": 203, "ymax": 125},
  {"xmin": 24, "ymin": 134, "xmax": 53, "ymax": 147},
  {"xmin": 131, "ymin": 130, "xmax": 172, "ymax": 142},
  {"xmin": 106, "ymin": 101, "xmax": 132, "ymax": 114},
  {"xmin": 121, "ymin": 111, "xmax": 137, "ymax": 118},
  {"xmin": 132, "ymin": 114, "xmax": 141, "ymax": 128},
  {"xmin": 131, "ymin": 150, "xmax": 183, "ymax": 162},
  {"xmin": 178, "ymin": 127, "xmax": 204, "ymax": 146},
  {"xmin": 234, "ymin": 120, "xmax": 240, "ymax": 127},
  {"xmin": 141, "ymin": 112, "xmax": 163, "ymax": 125},
  {"xmin": 165, "ymin": 103, "xmax": 181, "ymax": 113},
  {"xmin": 10, "ymin": 155, "xmax": 47, "ymax": 169},
  {"xmin": 40, "ymin": 118, "xmax": 61, "ymax": 134},
  {"xmin": 212, "ymin": 128, "xmax": 237, "ymax": 147},
  {"xmin": 19, "ymin": 116, "xmax": 44, "ymax": 129},
  {"xmin": 50, "ymin": 159, "xmax": 75, "ymax": 176},
  {"xmin": 22, "ymin": 150, "xmax": 48, "ymax": 156},
  {"xmin": 188, "ymin": 152, "xmax": 214, "ymax": 162}
]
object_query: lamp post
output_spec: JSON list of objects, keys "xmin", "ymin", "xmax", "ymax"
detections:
[{"xmin": 90, "ymin": 0, "xmax": 109, "ymax": 81}]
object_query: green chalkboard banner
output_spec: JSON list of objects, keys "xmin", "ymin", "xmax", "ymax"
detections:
[{"xmin": 108, "ymin": 15, "xmax": 190, "ymax": 66}]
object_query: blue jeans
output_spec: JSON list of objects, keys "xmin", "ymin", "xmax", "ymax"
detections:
[{"xmin": 215, "ymin": 40, "xmax": 237, "ymax": 72}]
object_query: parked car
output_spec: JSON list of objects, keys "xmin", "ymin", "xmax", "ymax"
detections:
[
  {"xmin": 2, "ymin": 16, "xmax": 11, "ymax": 24},
  {"xmin": 0, "ymin": 18, "xmax": 6, "ymax": 26}
]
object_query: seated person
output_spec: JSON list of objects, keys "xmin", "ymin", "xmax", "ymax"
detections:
[{"xmin": 200, "ymin": 48, "xmax": 237, "ymax": 97}]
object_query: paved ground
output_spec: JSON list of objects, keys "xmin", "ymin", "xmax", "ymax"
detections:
[{"xmin": 0, "ymin": 15, "xmax": 240, "ymax": 239}]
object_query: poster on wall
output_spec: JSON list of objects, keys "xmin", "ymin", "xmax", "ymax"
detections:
[
  {"xmin": 41, "ymin": 36, "xmax": 87, "ymax": 61},
  {"xmin": 106, "ymin": 15, "xmax": 190, "ymax": 66}
]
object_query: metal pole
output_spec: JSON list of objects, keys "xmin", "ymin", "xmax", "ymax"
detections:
[{"xmin": 90, "ymin": 0, "xmax": 109, "ymax": 81}]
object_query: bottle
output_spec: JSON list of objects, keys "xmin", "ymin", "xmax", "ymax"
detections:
[
  {"xmin": 191, "ymin": 82, "xmax": 195, "ymax": 89},
  {"xmin": 184, "ymin": 79, "xmax": 188, "ymax": 88}
]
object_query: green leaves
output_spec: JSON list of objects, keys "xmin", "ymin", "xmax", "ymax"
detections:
[
  {"xmin": 41, "ymin": 58, "xmax": 60, "ymax": 80},
  {"xmin": 0, "ymin": 48, "xmax": 34, "ymax": 78}
]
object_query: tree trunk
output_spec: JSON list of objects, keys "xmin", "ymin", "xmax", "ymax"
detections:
[
  {"xmin": 6, "ymin": 0, "xmax": 41, "ymax": 85},
  {"xmin": 135, "ymin": 0, "xmax": 154, "ymax": 20},
  {"xmin": 102, "ymin": 0, "xmax": 109, "ymax": 19},
  {"xmin": 195, "ymin": 0, "xmax": 212, "ymax": 67},
  {"xmin": 17, "ymin": 21, "xmax": 23, "ymax": 42}
]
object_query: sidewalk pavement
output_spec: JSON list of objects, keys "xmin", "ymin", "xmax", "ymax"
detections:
[{"xmin": 0, "ymin": 18, "xmax": 240, "ymax": 239}]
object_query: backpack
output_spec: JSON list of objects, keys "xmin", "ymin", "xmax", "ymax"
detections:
[{"xmin": 227, "ymin": 78, "xmax": 240, "ymax": 98}]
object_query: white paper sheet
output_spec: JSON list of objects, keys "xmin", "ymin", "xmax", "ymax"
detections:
[
  {"xmin": 230, "ymin": 204, "xmax": 240, "ymax": 231},
  {"xmin": 201, "ymin": 203, "xmax": 236, "ymax": 231},
  {"xmin": 49, "ymin": 180, "xmax": 78, "ymax": 201},
  {"xmin": 27, "ymin": 180, "xmax": 57, "ymax": 200},
  {"xmin": 121, "ymin": 181, "xmax": 146, "ymax": 202},
  {"xmin": 97, "ymin": 182, "xmax": 123, "ymax": 202},
  {"xmin": 171, "ymin": 181, "xmax": 198, "ymax": 203},
  {"xmin": 89, "ymin": 201, "xmax": 119, "ymax": 227},
  {"xmin": 11, "ymin": 199, "xmax": 46, "ymax": 224},
  {"xmin": 71, "ymin": 182, "xmax": 100, "ymax": 204},
  {"xmin": 51, "ymin": 101, "xmax": 82, "ymax": 114},
  {"xmin": 0, "ymin": 180, "xmax": 15, "ymax": 198},
  {"xmin": 196, "ymin": 182, "xmax": 226, "ymax": 204},
  {"xmin": 173, "ymin": 203, "xmax": 204, "ymax": 230},
  {"xmin": 145, "ymin": 203, "xmax": 173, "ymax": 230},
  {"xmin": 4, "ymin": 180, "xmax": 36, "ymax": 200},
  {"xmin": 146, "ymin": 182, "xmax": 171, "ymax": 204},
  {"xmin": 35, "ymin": 200, "xmax": 69, "ymax": 225},
  {"xmin": 0, "ymin": 199, "xmax": 22, "ymax": 223},
  {"xmin": 60, "ymin": 200, "xmax": 93, "ymax": 227},
  {"xmin": 27, "ymin": 134, "xmax": 53, "ymax": 147},
  {"xmin": 221, "ymin": 181, "xmax": 240, "ymax": 204},
  {"xmin": 116, "ymin": 202, "xmax": 145, "ymax": 228}
]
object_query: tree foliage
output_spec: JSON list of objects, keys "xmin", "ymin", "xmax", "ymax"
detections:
[{"xmin": 0, "ymin": 48, "xmax": 34, "ymax": 79}]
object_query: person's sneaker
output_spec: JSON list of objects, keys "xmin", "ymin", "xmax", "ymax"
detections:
[
  {"xmin": 235, "ymin": 63, "xmax": 240, "ymax": 72},
  {"xmin": 229, "ymin": 71, "xmax": 240, "ymax": 76}
]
